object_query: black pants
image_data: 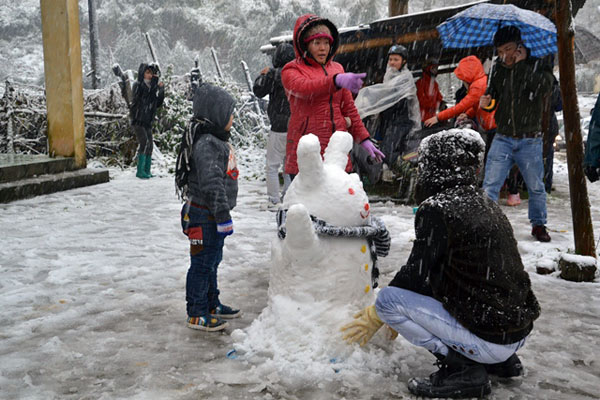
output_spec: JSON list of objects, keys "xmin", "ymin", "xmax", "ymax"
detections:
[{"xmin": 133, "ymin": 124, "xmax": 153, "ymax": 155}]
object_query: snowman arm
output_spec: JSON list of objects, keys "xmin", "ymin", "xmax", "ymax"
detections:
[{"xmin": 284, "ymin": 204, "xmax": 318, "ymax": 250}]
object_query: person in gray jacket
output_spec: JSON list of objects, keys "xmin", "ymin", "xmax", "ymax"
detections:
[{"xmin": 179, "ymin": 83, "xmax": 241, "ymax": 332}]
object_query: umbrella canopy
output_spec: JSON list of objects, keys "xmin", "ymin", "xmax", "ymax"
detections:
[
  {"xmin": 574, "ymin": 25, "xmax": 600, "ymax": 64},
  {"xmin": 437, "ymin": 3, "xmax": 557, "ymax": 58}
]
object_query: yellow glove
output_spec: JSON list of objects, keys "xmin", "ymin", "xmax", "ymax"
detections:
[{"xmin": 340, "ymin": 305, "xmax": 384, "ymax": 346}]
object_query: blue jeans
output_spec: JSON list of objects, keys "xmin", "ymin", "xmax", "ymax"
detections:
[
  {"xmin": 482, "ymin": 134, "xmax": 547, "ymax": 226},
  {"xmin": 375, "ymin": 287, "xmax": 525, "ymax": 364},
  {"xmin": 181, "ymin": 203, "xmax": 224, "ymax": 318}
]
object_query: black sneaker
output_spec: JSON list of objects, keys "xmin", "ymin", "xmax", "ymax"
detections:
[
  {"xmin": 187, "ymin": 316, "xmax": 229, "ymax": 332},
  {"xmin": 531, "ymin": 225, "xmax": 551, "ymax": 242},
  {"xmin": 485, "ymin": 354, "xmax": 523, "ymax": 378},
  {"xmin": 210, "ymin": 304, "xmax": 241, "ymax": 319}
]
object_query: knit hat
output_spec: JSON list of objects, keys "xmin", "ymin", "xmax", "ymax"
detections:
[{"xmin": 415, "ymin": 129, "xmax": 485, "ymax": 202}]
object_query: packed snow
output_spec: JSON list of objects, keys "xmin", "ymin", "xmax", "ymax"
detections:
[{"xmin": 1, "ymin": 137, "xmax": 600, "ymax": 399}]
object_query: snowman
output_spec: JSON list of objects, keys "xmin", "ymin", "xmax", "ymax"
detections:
[{"xmin": 233, "ymin": 132, "xmax": 390, "ymax": 368}]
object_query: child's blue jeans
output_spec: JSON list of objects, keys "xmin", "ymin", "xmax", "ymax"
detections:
[{"xmin": 181, "ymin": 203, "xmax": 225, "ymax": 318}]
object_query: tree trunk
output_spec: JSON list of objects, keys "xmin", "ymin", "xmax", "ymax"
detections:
[
  {"xmin": 555, "ymin": 0, "xmax": 596, "ymax": 257},
  {"xmin": 389, "ymin": 0, "xmax": 409, "ymax": 16},
  {"xmin": 88, "ymin": 0, "xmax": 100, "ymax": 89}
]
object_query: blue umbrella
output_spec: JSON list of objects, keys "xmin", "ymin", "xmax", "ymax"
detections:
[{"xmin": 436, "ymin": 3, "xmax": 557, "ymax": 58}]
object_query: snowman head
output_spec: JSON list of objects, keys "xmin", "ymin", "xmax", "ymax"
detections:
[{"xmin": 284, "ymin": 131, "xmax": 371, "ymax": 227}]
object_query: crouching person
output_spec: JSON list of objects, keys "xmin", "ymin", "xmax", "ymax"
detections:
[
  {"xmin": 177, "ymin": 83, "xmax": 241, "ymax": 331},
  {"xmin": 341, "ymin": 130, "xmax": 540, "ymax": 398}
]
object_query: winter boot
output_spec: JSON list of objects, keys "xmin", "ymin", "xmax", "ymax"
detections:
[
  {"xmin": 531, "ymin": 225, "xmax": 551, "ymax": 242},
  {"xmin": 484, "ymin": 353, "xmax": 523, "ymax": 378},
  {"xmin": 506, "ymin": 193, "xmax": 521, "ymax": 206},
  {"xmin": 210, "ymin": 304, "xmax": 241, "ymax": 319},
  {"xmin": 187, "ymin": 315, "xmax": 229, "ymax": 332},
  {"xmin": 407, "ymin": 349, "xmax": 491, "ymax": 398},
  {"xmin": 144, "ymin": 155, "xmax": 153, "ymax": 178},
  {"xmin": 136, "ymin": 154, "xmax": 150, "ymax": 179}
]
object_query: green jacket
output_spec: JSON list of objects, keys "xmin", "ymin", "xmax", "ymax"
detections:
[{"xmin": 486, "ymin": 58, "xmax": 553, "ymax": 138}]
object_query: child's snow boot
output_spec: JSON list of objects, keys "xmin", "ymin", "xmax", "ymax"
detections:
[
  {"xmin": 144, "ymin": 155, "xmax": 153, "ymax": 178},
  {"xmin": 210, "ymin": 304, "xmax": 241, "ymax": 319},
  {"xmin": 136, "ymin": 154, "xmax": 150, "ymax": 179},
  {"xmin": 407, "ymin": 349, "xmax": 491, "ymax": 398},
  {"xmin": 484, "ymin": 353, "xmax": 523, "ymax": 378},
  {"xmin": 187, "ymin": 315, "xmax": 229, "ymax": 332}
]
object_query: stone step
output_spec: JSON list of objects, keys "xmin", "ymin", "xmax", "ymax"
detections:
[
  {"xmin": 0, "ymin": 154, "xmax": 77, "ymax": 183},
  {"xmin": 0, "ymin": 168, "xmax": 110, "ymax": 203}
]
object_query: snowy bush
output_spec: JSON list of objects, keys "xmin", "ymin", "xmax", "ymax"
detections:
[{"xmin": 0, "ymin": 72, "xmax": 269, "ymax": 173}]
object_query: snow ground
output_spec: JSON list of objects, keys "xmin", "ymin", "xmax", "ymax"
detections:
[{"xmin": 1, "ymin": 150, "xmax": 600, "ymax": 400}]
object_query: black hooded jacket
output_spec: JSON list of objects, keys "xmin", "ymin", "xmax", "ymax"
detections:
[
  {"xmin": 253, "ymin": 43, "xmax": 295, "ymax": 132},
  {"xmin": 389, "ymin": 130, "xmax": 540, "ymax": 345},
  {"xmin": 130, "ymin": 63, "xmax": 165, "ymax": 128},
  {"xmin": 187, "ymin": 84, "xmax": 238, "ymax": 223}
]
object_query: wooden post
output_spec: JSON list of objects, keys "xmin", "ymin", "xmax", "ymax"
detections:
[
  {"xmin": 88, "ymin": 0, "xmax": 100, "ymax": 89},
  {"xmin": 555, "ymin": 0, "xmax": 596, "ymax": 256},
  {"xmin": 389, "ymin": 0, "xmax": 409, "ymax": 17},
  {"xmin": 40, "ymin": 0, "xmax": 86, "ymax": 168}
]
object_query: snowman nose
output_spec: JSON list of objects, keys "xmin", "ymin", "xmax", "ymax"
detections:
[{"xmin": 364, "ymin": 203, "xmax": 369, "ymax": 211}]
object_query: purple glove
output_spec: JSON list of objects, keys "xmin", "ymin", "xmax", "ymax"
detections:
[
  {"xmin": 217, "ymin": 220, "xmax": 234, "ymax": 237},
  {"xmin": 335, "ymin": 72, "xmax": 367, "ymax": 94},
  {"xmin": 361, "ymin": 140, "xmax": 385, "ymax": 163}
]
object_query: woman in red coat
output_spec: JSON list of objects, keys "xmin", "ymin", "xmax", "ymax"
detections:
[{"xmin": 281, "ymin": 14, "xmax": 383, "ymax": 175}]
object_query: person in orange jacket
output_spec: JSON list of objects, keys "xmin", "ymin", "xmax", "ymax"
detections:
[
  {"xmin": 424, "ymin": 55, "xmax": 487, "ymax": 128},
  {"xmin": 415, "ymin": 58, "xmax": 444, "ymax": 123}
]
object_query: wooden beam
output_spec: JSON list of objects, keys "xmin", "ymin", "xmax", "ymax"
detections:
[
  {"xmin": 338, "ymin": 29, "xmax": 439, "ymax": 54},
  {"xmin": 555, "ymin": 0, "xmax": 596, "ymax": 258}
]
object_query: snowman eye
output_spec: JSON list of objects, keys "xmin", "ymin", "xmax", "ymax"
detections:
[{"xmin": 348, "ymin": 188, "xmax": 355, "ymax": 195}]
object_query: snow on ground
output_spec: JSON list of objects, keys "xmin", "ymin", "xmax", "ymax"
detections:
[{"xmin": 1, "ymin": 150, "xmax": 600, "ymax": 399}]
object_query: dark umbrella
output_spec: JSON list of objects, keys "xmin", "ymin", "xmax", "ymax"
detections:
[
  {"xmin": 436, "ymin": 3, "xmax": 557, "ymax": 58},
  {"xmin": 574, "ymin": 25, "xmax": 600, "ymax": 64}
]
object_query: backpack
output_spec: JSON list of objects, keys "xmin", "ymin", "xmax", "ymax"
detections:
[{"xmin": 175, "ymin": 119, "xmax": 202, "ymax": 200}]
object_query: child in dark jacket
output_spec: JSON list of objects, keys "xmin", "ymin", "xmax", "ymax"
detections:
[
  {"xmin": 180, "ymin": 83, "xmax": 241, "ymax": 332},
  {"xmin": 130, "ymin": 63, "xmax": 164, "ymax": 179}
]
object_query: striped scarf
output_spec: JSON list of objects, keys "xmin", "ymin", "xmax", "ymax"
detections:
[{"xmin": 276, "ymin": 209, "xmax": 391, "ymax": 287}]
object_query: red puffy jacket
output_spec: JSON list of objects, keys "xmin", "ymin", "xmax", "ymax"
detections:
[
  {"xmin": 281, "ymin": 14, "xmax": 370, "ymax": 175},
  {"xmin": 416, "ymin": 65, "xmax": 443, "ymax": 122},
  {"xmin": 437, "ymin": 56, "xmax": 488, "ymax": 123}
]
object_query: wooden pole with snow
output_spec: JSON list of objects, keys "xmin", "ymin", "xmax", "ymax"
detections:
[
  {"xmin": 211, "ymin": 47, "xmax": 224, "ymax": 80},
  {"xmin": 240, "ymin": 60, "xmax": 266, "ymax": 130},
  {"xmin": 554, "ymin": 0, "xmax": 596, "ymax": 257},
  {"xmin": 88, "ymin": 0, "xmax": 100, "ymax": 89},
  {"xmin": 389, "ymin": 0, "xmax": 409, "ymax": 16}
]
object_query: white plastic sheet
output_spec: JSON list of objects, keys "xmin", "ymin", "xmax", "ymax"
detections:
[{"xmin": 354, "ymin": 66, "xmax": 421, "ymax": 131}]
